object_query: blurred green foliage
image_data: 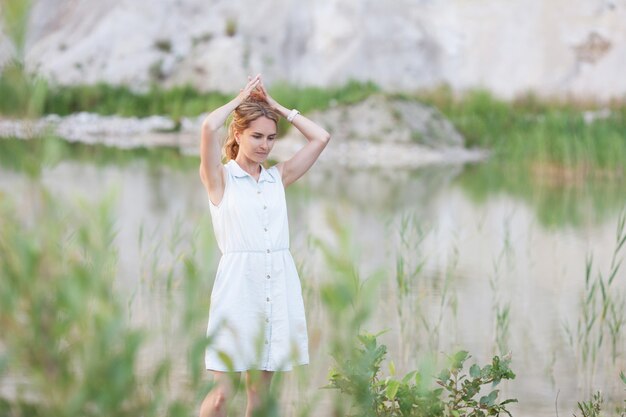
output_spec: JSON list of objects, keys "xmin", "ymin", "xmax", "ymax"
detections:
[
  {"xmin": 414, "ymin": 87, "xmax": 626, "ymax": 175},
  {"xmin": 0, "ymin": 136, "xmax": 197, "ymax": 177},
  {"xmin": 0, "ymin": 68, "xmax": 379, "ymax": 120},
  {"xmin": 0, "ymin": 190, "xmax": 214, "ymax": 417},
  {"xmin": 328, "ymin": 333, "xmax": 517, "ymax": 417},
  {"xmin": 0, "ymin": 61, "xmax": 48, "ymax": 118},
  {"xmin": 0, "ymin": 0, "xmax": 33, "ymax": 59},
  {"xmin": 0, "ymin": 192, "xmax": 155, "ymax": 416}
]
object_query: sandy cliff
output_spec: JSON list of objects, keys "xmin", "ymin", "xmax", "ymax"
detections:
[{"xmin": 1, "ymin": 0, "xmax": 625, "ymax": 99}]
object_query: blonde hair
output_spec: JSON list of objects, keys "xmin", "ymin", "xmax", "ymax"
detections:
[{"xmin": 224, "ymin": 91, "xmax": 281, "ymax": 161}]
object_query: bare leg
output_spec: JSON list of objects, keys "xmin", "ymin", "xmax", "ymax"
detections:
[
  {"xmin": 199, "ymin": 371, "xmax": 239, "ymax": 417},
  {"xmin": 244, "ymin": 370, "xmax": 274, "ymax": 417}
]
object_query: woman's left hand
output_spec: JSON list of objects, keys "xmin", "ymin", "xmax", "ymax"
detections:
[{"xmin": 257, "ymin": 77, "xmax": 280, "ymax": 110}]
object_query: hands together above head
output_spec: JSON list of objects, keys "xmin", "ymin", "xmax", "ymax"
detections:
[
  {"xmin": 237, "ymin": 74, "xmax": 280, "ymax": 110},
  {"xmin": 236, "ymin": 73, "xmax": 261, "ymax": 102}
]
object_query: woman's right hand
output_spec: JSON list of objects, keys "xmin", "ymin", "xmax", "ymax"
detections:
[{"xmin": 236, "ymin": 73, "xmax": 262, "ymax": 103}]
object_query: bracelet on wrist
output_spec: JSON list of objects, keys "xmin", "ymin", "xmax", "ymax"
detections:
[{"xmin": 287, "ymin": 109, "xmax": 300, "ymax": 123}]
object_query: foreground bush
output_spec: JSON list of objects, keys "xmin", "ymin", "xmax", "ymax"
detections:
[{"xmin": 328, "ymin": 333, "xmax": 517, "ymax": 417}]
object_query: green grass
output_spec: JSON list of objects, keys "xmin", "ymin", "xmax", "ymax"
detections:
[
  {"xmin": 3, "ymin": 61, "xmax": 625, "ymax": 175},
  {"xmin": 563, "ymin": 211, "xmax": 626, "ymax": 394},
  {"xmin": 0, "ymin": 184, "xmax": 625, "ymax": 416},
  {"xmin": 0, "ymin": 191, "xmax": 159, "ymax": 416},
  {"xmin": 413, "ymin": 87, "xmax": 626, "ymax": 175},
  {"xmin": 0, "ymin": 0, "xmax": 33, "ymax": 59},
  {"xmin": 0, "ymin": 63, "xmax": 379, "ymax": 118},
  {"xmin": 0, "ymin": 61, "xmax": 48, "ymax": 118},
  {"xmin": 0, "ymin": 188, "xmax": 217, "ymax": 417}
]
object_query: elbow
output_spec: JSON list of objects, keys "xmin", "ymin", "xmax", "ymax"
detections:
[
  {"xmin": 201, "ymin": 119, "xmax": 219, "ymax": 135},
  {"xmin": 320, "ymin": 131, "xmax": 331, "ymax": 145},
  {"xmin": 199, "ymin": 164, "xmax": 211, "ymax": 186},
  {"xmin": 198, "ymin": 165, "xmax": 205, "ymax": 182}
]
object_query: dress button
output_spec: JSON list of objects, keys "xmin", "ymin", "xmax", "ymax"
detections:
[
  {"xmin": 266, "ymin": 274, "xmax": 270, "ymax": 279},
  {"xmin": 264, "ymin": 228, "xmax": 268, "ymax": 232},
  {"xmin": 263, "ymin": 205, "xmax": 267, "ymax": 210},
  {"xmin": 266, "ymin": 249, "xmax": 270, "ymax": 254},
  {"xmin": 264, "ymin": 340, "xmax": 268, "ymax": 344},
  {"xmin": 265, "ymin": 318, "xmax": 269, "ymax": 323},
  {"xmin": 257, "ymin": 190, "xmax": 261, "ymax": 194},
  {"xmin": 266, "ymin": 297, "xmax": 270, "ymax": 302}
]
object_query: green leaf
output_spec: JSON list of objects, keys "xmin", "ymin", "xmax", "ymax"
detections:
[
  {"xmin": 452, "ymin": 351, "xmax": 469, "ymax": 368},
  {"xmin": 620, "ymin": 371, "xmax": 626, "ymax": 384},
  {"xmin": 386, "ymin": 380, "xmax": 400, "ymax": 400},
  {"xmin": 389, "ymin": 360, "xmax": 396, "ymax": 376},
  {"xmin": 469, "ymin": 364, "xmax": 481, "ymax": 378},
  {"xmin": 479, "ymin": 390, "xmax": 499, "ymax": 406},
  {"xmin": 438, "ymin": 369, "xmax": 451, "ymax": 382},
  {"xmin": 500, "ymin": 399, "xmax": 519, "ymax": 405},
  {"xmin": 217, "ymin": 351, "xmax": 234, "ymax": 372},
  {"xmin": 401, "ymin": 370, "xmax": 417, "ymax": 384},
  {"xmin": 414, "ymin": 371, "xmax": 422, "ymax": 386}
]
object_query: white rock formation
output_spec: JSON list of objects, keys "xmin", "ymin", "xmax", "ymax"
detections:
[
  {"xmin": 1, "ymin": 0, "xmax": 625, "ymax": 99},
  {"xmin": 0, "ymin": 95, "xmax": 488, "ymax": 167}
]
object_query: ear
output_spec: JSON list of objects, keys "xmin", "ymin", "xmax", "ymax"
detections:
[{"xmin": 234, "ymin": 131, "xmax": 241, "ymax": 144}]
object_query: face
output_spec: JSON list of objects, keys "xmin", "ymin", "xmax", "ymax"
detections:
[{"xmin": 235, "ymin": 116, "xmax": 277, "ymax": 164}]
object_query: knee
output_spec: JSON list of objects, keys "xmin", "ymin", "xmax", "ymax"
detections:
[
  {"xmin": 212, "ymin": 389, "xmax": 228, "ymax": 412},
  {"xmin": 202, "ymin": 388, "xmax": 229, "ymax": 415}
]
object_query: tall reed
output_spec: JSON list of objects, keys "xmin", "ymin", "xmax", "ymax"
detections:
[
  {"xmin": 564, "ymin": 209, "xmax": 626, "ymax": 395},
  {"xmin": 0, "ymin": 189, "xmax": 215, "ymax": 417},
  {"xmin": 0, "ymin": 190, "xmax": 155, "ymax": 416}
]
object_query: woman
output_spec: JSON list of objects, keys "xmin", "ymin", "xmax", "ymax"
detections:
[{"xmin": 198, "ymin": 74, "xmax": 330, "ymax": 417}]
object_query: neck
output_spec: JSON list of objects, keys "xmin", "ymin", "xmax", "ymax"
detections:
[{"xmin": 234, "ymin": 155, "xmax": 261, "ymax": 178}]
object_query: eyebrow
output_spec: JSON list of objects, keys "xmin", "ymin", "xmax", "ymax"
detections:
[{"xmin": 252, "ymin": 132, "xmax": 276, "ymax": 136}]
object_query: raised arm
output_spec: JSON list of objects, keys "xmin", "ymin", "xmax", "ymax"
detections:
[
  {"xmin": 200, "ymin": 75, "xmax": 261, "ymax": 205},
  {"xmin": 259, "ymin": 81, "xmax": 331, "ymax": 187}
]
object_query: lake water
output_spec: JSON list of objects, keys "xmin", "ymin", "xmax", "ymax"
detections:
[{"xmin": 0, "ymin": 146, "xmax": 624, "ymax": 416}]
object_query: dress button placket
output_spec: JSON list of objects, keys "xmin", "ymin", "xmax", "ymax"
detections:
[{"xmin": 259, "ymin": 184, "xmax": 272, "ymax": 368}]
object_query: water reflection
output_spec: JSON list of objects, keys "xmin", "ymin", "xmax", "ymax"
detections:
[{"xmin": 0, "ymin": 146, "xmax": 624, "ymax": 417}]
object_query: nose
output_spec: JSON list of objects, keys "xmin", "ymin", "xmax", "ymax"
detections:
[{"xmin": 259, "ymin": 138, "xmax": 269, "ymax": 151}]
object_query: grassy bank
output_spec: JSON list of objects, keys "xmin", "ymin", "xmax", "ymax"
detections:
[
  {"xmin": 413, "ymin": 87, "xmax": 626, "ymax": 177},
  {"xmin": 0, "ymin": 62, "xmax": 379, "ymax": 118},
  {"xmin": 2, "ymin": 63, "xmax": 624, "ymax": 176}
]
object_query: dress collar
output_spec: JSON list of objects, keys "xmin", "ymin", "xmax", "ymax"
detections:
[{"xmin": 228, "ymin": 159, "xmax": 276, "ymax": 183}]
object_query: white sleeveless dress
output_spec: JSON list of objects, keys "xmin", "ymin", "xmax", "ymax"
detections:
[{"xmin": 204, "ymin": 160, "xmax": 309, "ymax": 372}]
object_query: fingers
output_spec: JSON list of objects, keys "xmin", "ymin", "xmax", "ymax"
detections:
[
  {"xmin": 242, "ymin": 74, "xmax": 261, "ymax": 94},
  {"xmin": 240, "ymin": 74, "xmax": 273, "ymax": 103},
  {"xmin": 248, "ymin": 79, "xmax": 261, "ymax": 91},
  {"xmin": 247, "ymin": 73, "xmax": 261, "ymax": 86}
]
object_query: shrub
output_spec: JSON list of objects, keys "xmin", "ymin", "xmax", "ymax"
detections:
[{"xmin": 328, "ymin": 333, "xmax": 517, "ymax": 417}]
